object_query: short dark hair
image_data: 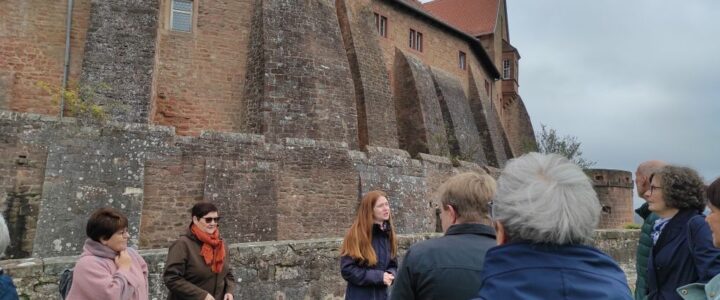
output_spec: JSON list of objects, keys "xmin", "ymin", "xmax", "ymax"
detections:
[
  {"xmin": 191, "ymin": 202, "xmax": 218, "ymax": 219},
  {"xmin": 708, "ymin": 177, "xmax": 720, "ymax": 209},
  {"xmin": 86, "ymin": 207, "xmax": 128, "ymax": 242},
  {"xmin": 650, "ymin": 166, "xmax": 705, "ymax": 211}
]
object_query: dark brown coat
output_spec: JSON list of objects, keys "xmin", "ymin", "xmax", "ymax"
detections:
[{"xmin": 163, "ymin": 230, "xmax": 235, "ymax": 300}]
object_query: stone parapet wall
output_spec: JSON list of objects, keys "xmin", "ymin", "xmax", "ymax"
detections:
[
  {"xmin": 1, "ymin": 230, "xmax": 639, "ymax": 300},
  {"xmin": 0, "ymin": 110, "xmax": 496, "ymax": 258},
  {"xmin": 595, "ymin": 230, "xmax": 639, "ymax": 291}
]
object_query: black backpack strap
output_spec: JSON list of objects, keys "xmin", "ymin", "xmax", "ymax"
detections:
[{"xmin": 58, "ymin": 268, "xmax": 74, "ymax": 299}]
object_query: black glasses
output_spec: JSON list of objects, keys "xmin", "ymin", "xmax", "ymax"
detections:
[
  {"xmin": 202, "ymin": 217, "xmax": 221, "ymax": 223},
  {"xmin": 649, "ymin": 185, "xmax": 663, "ymax": 195}
]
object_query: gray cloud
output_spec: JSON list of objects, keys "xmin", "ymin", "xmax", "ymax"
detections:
[
  {"xmin": 421, "ymin": 0, "xmax": 720, "ymax": 208},
  {"xmin": 505, "ymin": 0, "xmax": 720, "ymax": 183}
]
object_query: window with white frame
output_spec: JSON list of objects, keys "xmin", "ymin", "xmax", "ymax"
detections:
[
  {"xmin": 171, "ymin": 0, "xmax": 193, "ymax": 32},
  {"xmin": 503, "ymin": 59, "xmax": 511, "ymax": 79},
  {"xmin": 409, "ymin": 29, "xmax": 423, "ymax": 52},
  {"xmin": 459, "ymin": 51, "xmax": 466, "ymax": 70},
  {"xmin": 374, "ymin": 13, "xmax": 387, "ymax": 38}
]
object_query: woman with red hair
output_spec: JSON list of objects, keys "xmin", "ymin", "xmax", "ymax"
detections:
[{"xmin": 340, "ymin": 190, "xmax": 398, "ymax": 300}]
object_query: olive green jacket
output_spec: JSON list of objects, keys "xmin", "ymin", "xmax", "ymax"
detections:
[
  {"xmin": 636, "ymin": 202, "xmax": 659, "ymax": 300},
  {"xmin": 163, "ymin": 230, "xmax": 235, "ymax": 300}
]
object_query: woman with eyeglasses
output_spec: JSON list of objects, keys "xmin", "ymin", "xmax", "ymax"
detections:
[
  {"xmin": 164, "ymin": 202, "xmax": 235, "ymax": 300},
  {"xmin": 340, "ymin": 190, "xmax": 398, "ymax": 300},
  {"xmin": 645, "ymin": 166, "xmax": 720, "ymax": 300},
  {"xmin": 67, "ymin": 207, "xmax": 149, "ymax": 299}
]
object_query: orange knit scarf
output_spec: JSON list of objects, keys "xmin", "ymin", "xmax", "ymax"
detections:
[{"xmin": 190, "ymin": 224, "xmax": 226, "ymax": 273}]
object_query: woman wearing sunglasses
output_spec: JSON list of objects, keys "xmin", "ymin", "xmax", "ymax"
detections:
[{"xmin": 164, "ymin": 202, "xmax": 235, "ymax": 300}]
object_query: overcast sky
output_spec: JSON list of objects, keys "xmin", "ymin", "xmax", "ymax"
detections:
[{"xmin": 424, "ymin": 0, "xmax": 720, "ymax": 208}]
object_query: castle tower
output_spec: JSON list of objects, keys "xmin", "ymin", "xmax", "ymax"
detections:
[{"xmin": 587, "ymin": 169, "xmax": 634, "ymax": 229}]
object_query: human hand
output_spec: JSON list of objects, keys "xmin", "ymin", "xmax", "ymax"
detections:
[
  {"xmin": 204, "ymin": 294, "xmax": 215, "ymax": 300},
  {"xmin": 383, "ymin": 272, "xmax": 395, "ymax": 286},
  {"xmin": 115, "ymin": 250, "xmax": 132, "ymax": 270},
  {"xmin": 224, "ymin": 293, "xmax": 234, "ymax": 300}
]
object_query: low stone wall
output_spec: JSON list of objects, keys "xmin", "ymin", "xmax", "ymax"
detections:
[{"xmin": 1, "ymin": 230, "xmax": 638, "ymax": 300}]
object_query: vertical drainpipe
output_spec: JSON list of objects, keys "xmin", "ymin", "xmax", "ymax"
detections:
[{"xmin": 60, "ymin": 0, "xmax": 75, "ymax": 119}]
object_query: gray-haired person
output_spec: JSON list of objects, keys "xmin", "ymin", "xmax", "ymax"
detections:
[
  {"xmin": 473, "ymin": 153, "xmax": 632, "ymax": 299},
  {"xmin": 390, "ymin": 172, "xmax": 497, "ymax": 300},
  {"xmin": 1, "ymin": 214, "xmax": 20, "ymax": 299}
]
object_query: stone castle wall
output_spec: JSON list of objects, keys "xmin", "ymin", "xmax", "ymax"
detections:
[
  {"xmin": 152, "ymin": 0, "xmax": 253, "ymax": 135},
  {"xmin": 0, "ymin": 0, "xmax": 91, "ymax": 115},
  {"xmin": 0, "ymin": 230, "xmax": 639, "ymax": 300},
  {"xmin": 0, "ymin": 0, "xmax": 532, "ymax": 166},
  {"xmin": 79, "ymin": 0, "xmax": 159, "ymax": 123},
  {"xmin": 0, "ymin": 111, "xmax": 493, "ymax": 259},
  {"xmin": 0, "ymin": 110, "xmax": 632, "ymax": 258}
]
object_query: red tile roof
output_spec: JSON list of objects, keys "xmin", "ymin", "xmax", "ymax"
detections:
[{"xmin": 422, "ymin": 0, "xmax": 499, "ymax": 36}]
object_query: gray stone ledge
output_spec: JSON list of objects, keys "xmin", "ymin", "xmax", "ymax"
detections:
[
  {"xmin": 366, "ymin": 146, "xmax": 411, "ymax": 159},
  {"xmin": 200, "ymin": 131, "xmax": 266, "ymax": 144},
  {"xmin": 418, "ymin": 153, "xmax": 452, "ymax": 166},
  {"xmin": 283, "ymin": 137, "xmax": 349, "ymax": 149}
]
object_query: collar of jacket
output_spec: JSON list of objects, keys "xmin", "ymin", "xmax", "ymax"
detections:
[
  {"xmin": 636, "ymin": 202, "xmax": 652, "ymax": 219},
  {"xmin": 82, "ymin": 238, "xmax": 117, "ymax": 259},
  {"xmin": 445, "ymin": 223, "xmax": 496, "ymax": 238},
  {"xmin": 654, "ymin": 208, "xmax": 701, "ymax": 252},
  {"xmin": 372, "ymin": 221, "xmax": 391, "ymax": 235},
  {"xmin": 183, "ymin": 226, "xmax": 202, "ymax": 244}
]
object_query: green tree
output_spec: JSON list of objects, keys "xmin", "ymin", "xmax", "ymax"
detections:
[{"xmin": 536, "ymin": 124, "xmax": 596, "ymax": 169}]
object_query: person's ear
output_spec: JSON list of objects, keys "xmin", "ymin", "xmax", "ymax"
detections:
[
  {"xmin": 447, "ymin": 205, "xmax": 458, "ymax": 225},
  {"xmin": 494, "ymin": 221, "xmax": 507, "ymax": 245}
]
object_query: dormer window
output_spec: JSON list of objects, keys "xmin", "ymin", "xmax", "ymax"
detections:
[{"xmin": 503, "ymin": 59, "xmax": 511, "ymax": 79}]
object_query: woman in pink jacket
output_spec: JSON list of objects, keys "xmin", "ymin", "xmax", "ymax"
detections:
[{"xmin": 67, "ymin": 207, "xmax": 149, "ymax": 300}]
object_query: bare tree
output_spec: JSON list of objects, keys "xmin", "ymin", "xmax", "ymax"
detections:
[{"xmin": 536, "ymin": 124, "xmax": 596, "ymax": 169}]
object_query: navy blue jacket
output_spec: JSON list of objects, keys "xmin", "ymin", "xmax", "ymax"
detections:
[
  {"xmin": 473, "ymin": 241, "xmax": 632, "ymax": 300},
  {"xmin": 341, "ymin": 223, "xmax": 397, "ymax": 300},
  {"xmin": 389, "ymin": 223, "xmax": 496, "ymax": 300},
  {"xmin": 0, "ymin": 269, "xmax": 19, "ymax": 300},
  {"xmin": 648, "ymin": 209, "xmax": 720, "ymax": 300}
]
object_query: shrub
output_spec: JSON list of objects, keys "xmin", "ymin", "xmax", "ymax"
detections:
[{"xmin": 36, "ymin": 81, "xmax": 110, "ymax": 122}]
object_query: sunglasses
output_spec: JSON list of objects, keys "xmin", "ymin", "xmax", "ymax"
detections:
[{"xmin": 202, "ymin": 217, "xmax": 221, "ymax": 223}]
